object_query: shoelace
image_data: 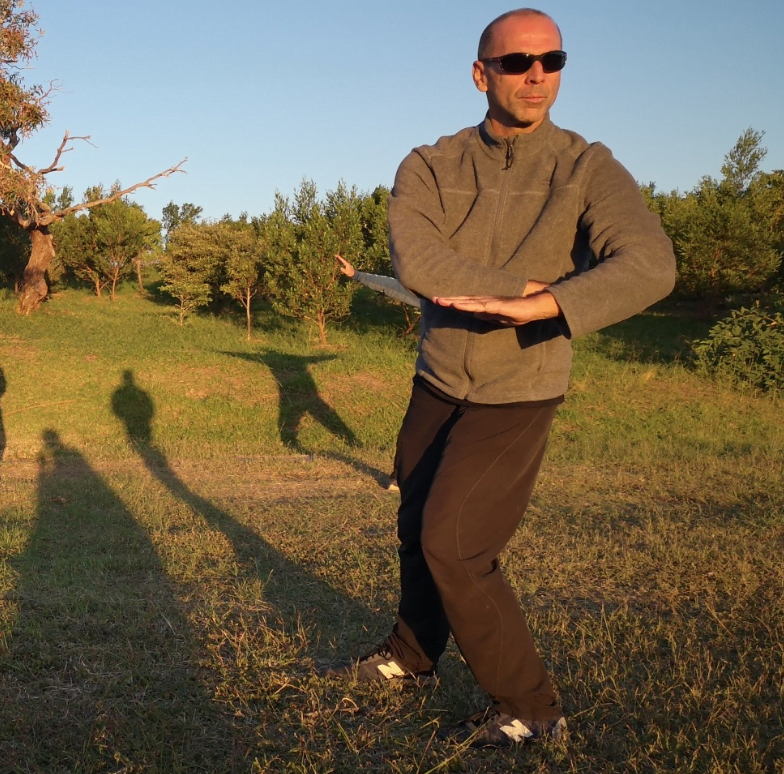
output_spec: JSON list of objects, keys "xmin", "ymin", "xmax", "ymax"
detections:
[{"xmin": 358, "ymin": 645, "xmax": 392, "ymax": 664}]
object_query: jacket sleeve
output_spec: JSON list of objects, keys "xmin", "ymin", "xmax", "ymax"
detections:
[
  {"xmin": 388, "ymin": 148, "xmax": 529, "ymax": 299},
  {"xmin": 353, "ymin": 271, "xmax": 422, "ymax": 309},
  {"xmin": 547, "ymin": 144, "xmax": 676, "ymax": 338}
]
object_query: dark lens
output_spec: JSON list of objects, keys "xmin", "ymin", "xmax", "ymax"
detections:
[
  {"xmin": 495, "ymin": 51, "xmax": 566, "ymax": 74},
  {"xmin": 540, "ymin": 51, "xmax": 567, "ymax": 73},
  {"xmin": 498, "ymin": 53, "xmax": 534, "ymax": 74}
]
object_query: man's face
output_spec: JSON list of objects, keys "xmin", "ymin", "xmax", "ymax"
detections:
[{"xmin": 473, "ymin": 14, "xmax": 563, "ymax": 136}]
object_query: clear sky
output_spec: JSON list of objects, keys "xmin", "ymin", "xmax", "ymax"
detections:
[{"xmin": 19, "ymin": 0, "xmax": 784, "ymax": 223}]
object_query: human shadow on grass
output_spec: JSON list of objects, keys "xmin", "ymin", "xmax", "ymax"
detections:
[
  {"xmin": 0, "ymin": 430, "xmax": 245, "ymax": 771},
  {"xmin": 222, "ymin": 350, "xmax": 387, "ymax": 483},
  {"xmin": 110, "ymin": 370, "xmax": 382, "ymax": 655}
]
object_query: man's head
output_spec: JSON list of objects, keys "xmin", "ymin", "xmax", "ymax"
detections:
[{"xmin": 473, "ymin": 9, "xmax": 564, "ymax": 137}]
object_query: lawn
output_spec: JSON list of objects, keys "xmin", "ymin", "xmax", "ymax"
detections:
[{"xmin": 0, "ymin": 286, "xmax": 782, "ymax": 773}]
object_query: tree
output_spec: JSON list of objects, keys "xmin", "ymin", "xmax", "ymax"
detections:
[
  {"xmin": 161, "ymin": 201, "xmax": 202, "ymax": 244},
  {"xmin": 653, "ymin": 129, "xmax": 783, "ymax": 305},
  {"xmin": 53, "ymin": 184, "xmax": 161, "ymax": 300},
  {"xmin": 359, "ymin": 185, "xmax": 391, "ymax": 275},
  {"xmin": 720, "ymin": 128, "xmax": 768, "ymax": 194},
  {"xmin": 0, "ymin": 1, "xmax": 183, "ymax": 313},
  {"xmin": 160, "ymin": 222, "xmax": 224, "ymax": 324},
  {"xmin": 264, "ymin": 179, "xmax": 364, "ymax": 345},
  {"xmin": 0, "ymin": 212, "xmax": 28, "ymax": 290},
  {"xmin": 220, "ymin": 218, "xmax": 269, "ymax": 340}
]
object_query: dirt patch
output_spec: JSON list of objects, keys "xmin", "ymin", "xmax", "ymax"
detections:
[
  {"xmin": 168, "ymin": 365, "xmax": 278, "ymax": 405},
  {"xmin": 0, "ymin": 335, "xmax": 38, "ymax": 362}
]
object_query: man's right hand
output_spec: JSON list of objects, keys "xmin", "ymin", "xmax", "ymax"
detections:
[{"xmin": 334, "ymin": 254, "xmax": 356, "ymax": 278}]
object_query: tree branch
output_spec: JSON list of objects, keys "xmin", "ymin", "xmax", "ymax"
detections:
[
  {"xmin": 38, "ymin": 130, "xmax": 94, "ymax": 175},
  {"xmin": 54, "ymin": 159, "xmax": 188, "ymax": 218},
  {"xmin": 9, "ymin": 151, "xmax": 31, "ymax": 171}
]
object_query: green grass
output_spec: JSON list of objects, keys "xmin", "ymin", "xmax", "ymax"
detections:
[{"xmin": 0, "ymin": 285, "xmax": 782, "ymax": 773}]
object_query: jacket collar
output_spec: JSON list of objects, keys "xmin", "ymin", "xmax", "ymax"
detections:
[{"xmin": 477, "ymin": 113, "xmax": 555, "ymax": 162}]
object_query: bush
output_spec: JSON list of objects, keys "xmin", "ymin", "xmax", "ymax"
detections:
[{"xmin": 693, "ymin": 302, "xmax": 784, "ymax": 395}]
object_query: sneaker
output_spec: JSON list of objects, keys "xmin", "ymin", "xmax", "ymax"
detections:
[
  {"xmin": 439, "ymin": 707, "xmax": 567, "ymax": 748},
  {"xmin": 385, "ymin": 476, "xmax": 400, "ymax": 493},
  {"xmin": 320, "ymin": 644, "xmax": 435, "ymax": 683}
]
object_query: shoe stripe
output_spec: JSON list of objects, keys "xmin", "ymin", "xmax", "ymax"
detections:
[
  {"xmin": 377, "ymin": 661, "xmax": 406, "ymax": 679},
  {"xmin": 499, "ymin": 719, "xmax": 533, "ymax": 742}
]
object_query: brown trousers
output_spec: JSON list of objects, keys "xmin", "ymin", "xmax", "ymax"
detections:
[{"xmin": 387, "ymin": 377, "xmax": 562, "ymax": 721}]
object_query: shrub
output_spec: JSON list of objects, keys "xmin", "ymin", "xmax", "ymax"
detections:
[{"xmin": 693, "ymin": 302, "xmax": 784, "ymax": 395}]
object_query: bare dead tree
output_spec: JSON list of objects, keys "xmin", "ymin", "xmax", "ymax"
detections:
[
  {"xmin": 3, "ymin": 131, "xmax": 186, "ymax": 313},
  {"xmin": 1, "ymin": 2, "xmax": 186, "ymax": 313}
]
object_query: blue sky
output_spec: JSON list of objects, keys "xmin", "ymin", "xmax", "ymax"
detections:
[{"xmin": 20, "ymin": 0, "xmax": 784, "ymax": 222}]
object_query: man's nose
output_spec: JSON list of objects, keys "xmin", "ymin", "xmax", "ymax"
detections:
[{"xmin": 525, "ymin": 61, "xmax": 546, "ymax": 83}]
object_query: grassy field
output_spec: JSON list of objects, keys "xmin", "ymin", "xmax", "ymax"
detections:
[{"xmin": 0, "ymin": 285, "xmax": 782, "ymax": 773}]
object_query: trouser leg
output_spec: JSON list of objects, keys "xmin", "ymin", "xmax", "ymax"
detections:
[
  {"xmin": 421, "ymin": 401, "xmax": 561, "ymax": 721},
  {"xmin": 387, "ymin": 380, "xmax": 561, "ymax": 719},
  {"xmin": 386, "ymin": 381, "xmax": 459, "ymax": 671}
]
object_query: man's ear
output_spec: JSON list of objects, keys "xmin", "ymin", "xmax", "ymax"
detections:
[{"xmin": 472, "ymin": 60, "xmax": 489, "ymax": 93}]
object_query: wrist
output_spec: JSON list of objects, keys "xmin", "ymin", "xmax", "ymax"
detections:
[{"xmin": 528, "ymin": 291, "xmax": 561, "ymax": 321}]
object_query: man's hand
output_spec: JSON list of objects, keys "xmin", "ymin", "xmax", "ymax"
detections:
[
  {"xmin": 432, "ymin": 290, "xmax": 561, "ymax": 326},
  {"xmin": 334, "ymin": 254, "xmax": 356, "ymax": 278}
]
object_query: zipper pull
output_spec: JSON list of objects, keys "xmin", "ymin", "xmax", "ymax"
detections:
[{"xmin": 504, "ymin": 138, "xmax": 517, "ymax": 169}]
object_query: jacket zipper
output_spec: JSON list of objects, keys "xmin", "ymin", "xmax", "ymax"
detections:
[{"xmin": 462, "ymin": 137, "xmax": 516, "ymax": 398}]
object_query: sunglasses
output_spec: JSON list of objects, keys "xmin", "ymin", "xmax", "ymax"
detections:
[{"xmin": 480, "ymin": 50, "xmax": 567, "ymax": 75}]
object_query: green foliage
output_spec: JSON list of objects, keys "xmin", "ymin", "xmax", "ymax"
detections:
[
  {"xmin": 52, "ymin": 185, "xmax": 161, "ymax": 300},
  {"xmin": 264, "ymin": 179, "xmax": 363, "ymax": 345},
  {"xmin": 159, "ymin": 222, "xmax": 224, "ymax": 324},
  {"xmin": 161, "ymin": 200, "xmax": 202, "ymax": 244},
  {"xmin": 0, "ymin": 0, "xmax": 48, "ymax": 221},
  {"xmin": 219, "ymin": 219, "xmax": 268, "ymax": 338},
  {"xmin": 0, "ymin": 212, "xmax": 28, "ymax": 288},
  {"xmin": 650, "ymin": 130, "xmax": 784, "ymax": 305},
  {"xmin": 693, "ymin": 302, "xmax": 784, "ymax": 395},
  {"xmin": 359, "ymin": 185, "xmax": 391, "ymax": 275}
]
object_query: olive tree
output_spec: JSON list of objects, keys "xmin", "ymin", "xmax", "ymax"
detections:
[
  {"xmin": 264, "ymin": 180, "xmax": 364, "ymax": 345},
  {"xmin": 54, "ymin": 184, "xmax": 161, "ymax": 300},
  {"xmin": 659, "ymin": 129, "xmax": 783, "ymax": 305}
]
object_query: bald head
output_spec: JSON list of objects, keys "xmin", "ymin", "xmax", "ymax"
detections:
[{"xmin": 477, "ymin": 8, "xmax": 562, "ymax": 59}]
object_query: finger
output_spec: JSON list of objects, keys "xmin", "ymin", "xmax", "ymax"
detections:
[{"xmin": 433, "ymin": 297, "xmax": 490, "ymax": 310}]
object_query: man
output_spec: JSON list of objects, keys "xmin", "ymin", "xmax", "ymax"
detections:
[{"xmin": 324, "ymin": 8, "xmax": 675, "ymax": 748}]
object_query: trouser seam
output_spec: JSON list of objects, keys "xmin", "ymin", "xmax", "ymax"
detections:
[{"xmin": 453, "ymin": 412, "xmax": 538, "ymax": 701}]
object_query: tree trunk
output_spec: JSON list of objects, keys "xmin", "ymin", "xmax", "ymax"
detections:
[
  {"xmin": 110, "ymin": 266, "xmax": 120, "ymax": 301},
  {"xmin": 17, "ymin": 226, "xmax": 56, "ymax": 315},
  {"xmin": 317, "ymin": 311, "xmax": 328, "ymax": 346},
  {"xmin": 245, "ymin": 288, "xmax": 252, "ymax": 340},
  {"xmin": 135, "ymin": 259, "xmax": 145, "ymax": 293}
]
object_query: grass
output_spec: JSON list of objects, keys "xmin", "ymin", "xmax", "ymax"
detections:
[{"xmin": 0, "ymin": 284, "xmax": 782, "ymax": 773}]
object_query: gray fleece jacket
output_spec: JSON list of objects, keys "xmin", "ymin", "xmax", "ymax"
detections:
[{"xmin": 389, "ymin": 115, "xmax": 676, "ymax": 403}]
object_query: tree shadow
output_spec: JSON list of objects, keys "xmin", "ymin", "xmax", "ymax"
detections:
[
  {"xmin": 588, "ymin": 302, "xmax": 716, "ymax": 365},
  {"xmin": 109, "ymin": 370, "xmax": 380, "ymax": 647},
  {"xmin": 0, "ymin": 430, "xmax": 245, "ymax": 771},
  {"xmin": 145, "ymin": 283, "xmax": 288, "ymax": 335},
  {"xmin": 0, "ymin": 367, "xmax": 6, "ymax": 482},
  {"xmin": 347, "ymin": 287, "xmax": 420, "ymax": 339}
]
